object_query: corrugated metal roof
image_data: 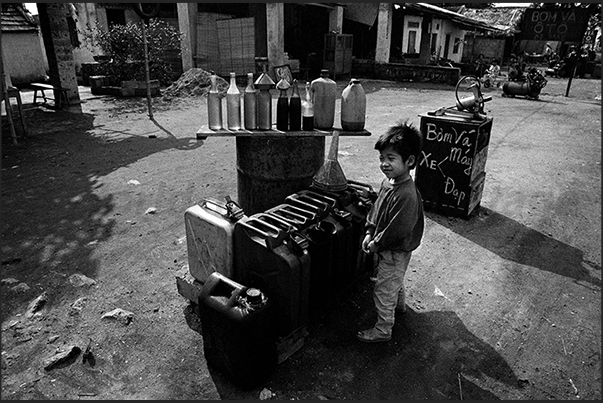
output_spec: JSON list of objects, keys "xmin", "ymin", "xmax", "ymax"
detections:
[
  {"xmin": 1, "ymin": 3, "xmax": 38, "ymax": 33},
  {"xmin": 401, "ymin": 3, "xmax": 508, "ymax": 35},
  {"xmin": 454, "ymin": 6, "xmax": 526, "ymax": 35}
]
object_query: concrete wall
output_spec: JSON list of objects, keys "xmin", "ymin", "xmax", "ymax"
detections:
[
  {"xmin": 72, "ymin": 3, "xmax": 103, "ymax": 73},
  {"xmin": 439, "ymin": 19, "xmax": 466, "ymax": 64},
  {"xmin": 400, "ymin": 16, "xmax": 466, "ymax": 64},
  {"xmin": 471, "ymin": 37, "xmax": 505, "ymax": 62},
  {"xmin": 2, "ymin": 32, "xmax": 47, "ymax": 84}
]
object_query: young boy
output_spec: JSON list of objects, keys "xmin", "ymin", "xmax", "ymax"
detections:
[{"xmin": 357, "ymin": 120, "xmax": 424, "ymax": 343}]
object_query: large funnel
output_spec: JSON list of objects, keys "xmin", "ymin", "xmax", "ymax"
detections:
[{"xmin": 312, "ymin": 130, "xmax": 348, "ymax": 191}]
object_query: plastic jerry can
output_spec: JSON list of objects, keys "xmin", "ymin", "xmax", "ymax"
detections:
[
  {"xmin": 233, "ymin": 216, "xmax": 311, "ymax": 338},
  {"xmin": 198, "ymin": 271, "xmax": 277, "ymax": 390},
  {"xmin": 184, "ymin": 197, "xmax": 245, "ymax": 283}
]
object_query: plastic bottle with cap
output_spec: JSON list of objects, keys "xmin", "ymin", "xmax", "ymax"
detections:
[
  {"xmin": 340, "ymin": 78, "xmax": 366, "ymax": 131},
  {"xmin": 310, "ymin": 69, "xmax": 337, "ymax": 130}
]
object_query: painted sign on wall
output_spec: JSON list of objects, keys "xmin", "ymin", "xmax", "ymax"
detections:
[{"xmin": 520, "ymin": 8, "xmax": 590, "ymax": 42}]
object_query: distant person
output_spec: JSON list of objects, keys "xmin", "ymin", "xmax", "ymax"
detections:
[
  {"xmin": 487, "ymin": 58, "xmax": 501, "ymax": 77},
  {"xmin": 483, "ymin": 58, "xmax": 502, "ymax": 87},
  {"xmin": 544, "ymin": 43, "xmax": 553, "ymax": 62},
  {"xmin": 508, "ymin": 53, "xmax": 525, "ymax": 80},
  {"xmin": 474, "ymin": 54, "xmax": 486, "ymax": 77},
  {"xmin": 357, "ymin": 120, "xmax": 424, "ymax": 343}
]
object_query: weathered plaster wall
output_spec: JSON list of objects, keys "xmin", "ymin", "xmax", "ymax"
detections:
[{"xmin": 2, "ymin": 32, "xmax": 47, "ymax": 84}]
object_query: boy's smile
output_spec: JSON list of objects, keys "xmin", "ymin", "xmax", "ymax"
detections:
[{"xmin": 379, "ymin": 146, "xmax": 413, "ymax": 182}]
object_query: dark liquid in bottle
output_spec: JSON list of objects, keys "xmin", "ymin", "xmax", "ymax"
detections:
[
  {"xmin": 302, "ymin": 116, "xmax": 314, "ymax": 131},
  {"xmin": 289, "ymin": 98, "xmax": 301, "ymax": 131},
  {"xmin": 276, "ymin": 97, "xmax": 289, "ymax": 131}
]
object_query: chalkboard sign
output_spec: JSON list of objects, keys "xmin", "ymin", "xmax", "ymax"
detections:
[
  {"xmin": 520, "ymin": 8, "xmax": 590, "ymax": 42},
  {"xmin": 416, "ymin": 114, "xmax": 492, "ymax": 218}
]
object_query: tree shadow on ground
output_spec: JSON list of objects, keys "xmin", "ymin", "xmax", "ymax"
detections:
[
  {"xmin": 193, "ymin": 277, "xmax": 521, "ymax": 400},
  {"xmin": 425, "ymin": 207, "xmax": 600, "ymax": 287},
  {"xmin": 1, "ymin": 106, "xmax": 205, "ymax": 321}
]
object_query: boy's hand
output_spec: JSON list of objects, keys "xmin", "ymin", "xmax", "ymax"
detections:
[
  {"xmin": 362, "ymin": 234, "xmax": 372, "ymax": 254},
  {"xmin": 367, "ymin": 241, "xmax": 377, "ymax": 254}
]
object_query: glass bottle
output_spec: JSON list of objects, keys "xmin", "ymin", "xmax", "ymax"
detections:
[
  {"xmin": 276, "ymin": 78, "xmax": 290, "ymax": 131},
  {"xmin": 226, "ymin": 72, "xmax": 241, "ymax": 131},
  {"xmin": 243, "ymin": 72, "xmax": 257, "ymax": 130},
  {"xmin": 207, "ymin": 71, "xmax": 223, "ymax": 130},
  {"xmin": 302, "ymin": 81, "xmax": 314, "ymax": 131},
  {"xmin": 288, "ymin": 79, "xmax": 302, "ymax": 131},
  {"xmin": 254, "ymin": 68, "xmax": 275, "ymax": 130}
]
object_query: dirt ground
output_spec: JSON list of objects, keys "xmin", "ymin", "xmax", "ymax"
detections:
[{"xmin": 1, "ymin": 74, "xmax": 600, "ymax": 400}]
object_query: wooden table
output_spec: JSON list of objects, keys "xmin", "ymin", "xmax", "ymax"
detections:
[
  {"xmin": 196, "ymin": 126, "xmax": 371, "ymax": 215},
  {"xmin": 196, "ymin": 126, "xmax": 371, "ymax": 139}
]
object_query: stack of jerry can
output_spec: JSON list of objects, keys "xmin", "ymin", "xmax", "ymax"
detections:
[
  {"xmin": 232, "ymin": 216, "xmax": 311, "ymax": 363},
  {"xmin": 181, "ymin": 180, "xmax": 377, "ymax": 373}
]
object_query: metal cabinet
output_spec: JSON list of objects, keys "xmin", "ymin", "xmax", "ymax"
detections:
[
  {"xmin": 323, "ymin": 34, "xmax": 353, "ymax": 80},
  {"xmin": 415, "ymin": 113, "xmax": 492, "ymax": 218}
]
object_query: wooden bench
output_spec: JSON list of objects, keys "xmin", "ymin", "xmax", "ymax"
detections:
[{"xmin": 31, "ymin": 83, "xmax": 71, "ymax": 109}]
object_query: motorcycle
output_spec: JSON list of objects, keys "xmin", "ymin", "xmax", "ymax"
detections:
[{"xmin": 501, "ymin": 67, "xmax": 548, "ymax": 100}]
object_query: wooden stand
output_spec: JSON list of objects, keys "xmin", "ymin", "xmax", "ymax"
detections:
[
  {"xmin": 196, "ymin": 126, "xmax": 370, "ymax": 139},
  {"xmin": 31, "ymin": 83, "xmax": 71, "ymax": 110}
]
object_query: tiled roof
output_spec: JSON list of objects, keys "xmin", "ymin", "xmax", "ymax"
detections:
[{"xmin": 1, "ymin": 3, "xmax": 38, "ymax": 33}]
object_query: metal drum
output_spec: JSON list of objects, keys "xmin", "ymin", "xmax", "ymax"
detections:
[{"xmin": 236, "ymin": 136, "xmax": 325, "ymax": 215}]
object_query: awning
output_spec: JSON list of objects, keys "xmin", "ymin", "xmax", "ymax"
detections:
[{"xmin": 343, "ymin": 3, "xmax": 379, "ymax": 27}]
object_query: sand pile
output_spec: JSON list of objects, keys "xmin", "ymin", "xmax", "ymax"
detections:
[{"xmin": 163, "ymin": 68, "xmax": 228, "ymax": 98}]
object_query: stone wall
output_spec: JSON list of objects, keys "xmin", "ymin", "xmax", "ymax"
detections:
[{"xmin": 352, "ymin": 59, "xmax": 461, "ymax": 85}]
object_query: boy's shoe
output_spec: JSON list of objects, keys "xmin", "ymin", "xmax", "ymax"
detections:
[{"xmin": 356, "ymin": 328, "xmax": 392, "ymax": 343}]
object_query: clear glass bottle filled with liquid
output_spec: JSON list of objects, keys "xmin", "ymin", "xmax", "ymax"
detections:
[{"xmin": 226, "ymin": 72, "xmax": 241, "ymax": 130}]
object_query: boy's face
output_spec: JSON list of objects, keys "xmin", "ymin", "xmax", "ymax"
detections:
[{"xmin": 378, "ymin": 146, "xmax": 413, "ymax": 181}]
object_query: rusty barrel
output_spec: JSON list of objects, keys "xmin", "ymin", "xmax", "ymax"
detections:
[{"xmin": 236, "ymin": 136, "xmax": 325, "ymax": 215}]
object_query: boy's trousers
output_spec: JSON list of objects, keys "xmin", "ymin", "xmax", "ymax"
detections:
[{"xmin": 373, "ymin": 249, "xmax": 412, "ymax": 336}]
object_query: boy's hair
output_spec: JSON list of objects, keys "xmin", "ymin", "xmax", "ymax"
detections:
[{"xmin": 374, "ymin": 119, "xmax": 422, "ymax": 169}]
